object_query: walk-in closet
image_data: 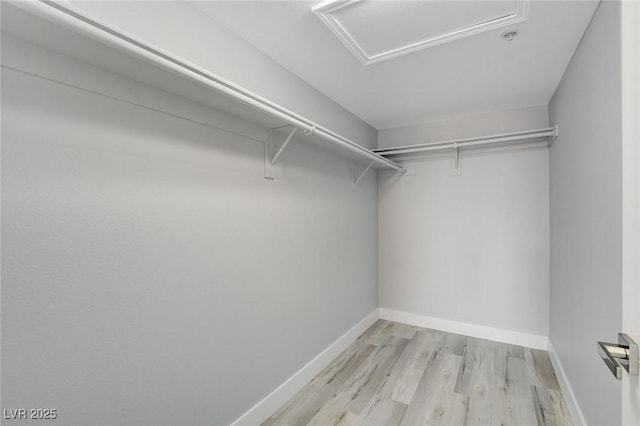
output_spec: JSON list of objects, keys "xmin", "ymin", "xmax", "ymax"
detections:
[{"xmin": 2, "ymin": 1, "xmax": 639, "ymax": 425}]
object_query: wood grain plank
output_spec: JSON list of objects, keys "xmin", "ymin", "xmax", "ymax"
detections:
[
  {"xmin": 264, "ymin": 340, "xmax": 376, "ymax": 425},
  {"xmin": 378, "ymin": 330, "xmax": 443, "ymax": 404},
  {"xmin": 361, "ymin": 320, "xmax": 395, "ymax": 346},
  {"xmin": 507, "ymin": 343, "xmax": 525, "ymax": 359},
  {"xmin": 390, "ymin": 323, "xmax": 420, "ymax": 340},
  {"xmin": 455, "ymin": 339, "xmax": 495, "ymax": 425},
  {"xmin": 443, "ymin": 332, "xmax": 468, "ymax": 356},
  {"xmin": 399, "ymin": 351, "xmax": 463, "ymax": 426},
  {"xmin": 548, "ymin": 389, "xmax": 574, "ymax": 426},
  {"xmin": 337, "ymin": 411, "xmax": 360, "ymax": 426},
  {"xmin": 532, "ymin": 384, "xmax": 555, "ymax": 426},
  {"xmin": 357, "ymin": 396, "xmax": 407, "ymax": 426},
  {"xmin": 505, "ymin": 357, "xmax": 538, "ymax": 426},
  {"xmin": 307, "ymin": 335, "xmax": 409, "ymax": 425},
  {"xmin": 525, "ymin": 348, "xmax": 562, "ymax": 391},
  {"xmin": 454, "ymin": 337, "xmax": 491, "ymax": 397},
  {"xmin": 531, "ymin": 385, "xmax": 574, "ymax": 426},
  {"xmin": 441, "ymin": 392, "xmax": 469, "ymax": 426},
  {"xmin": 362, "ymin": 321, "xmax": 421, "ymax": 345},
  {"xmin": 490, "ymin": 343, "xmax": 510, "ymax": 426}
]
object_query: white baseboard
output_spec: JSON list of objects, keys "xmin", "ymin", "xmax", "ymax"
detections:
[
  {"xmin": 547, "ymin": 341, "xmax": 586, "ymax": 426},
  {"xmin": 230, "ymin": 309, "xmax": 380, "ymax": 426},
  {"xmin": 379, "ymin": 308, "xmax": 548, "ymax": 350}
]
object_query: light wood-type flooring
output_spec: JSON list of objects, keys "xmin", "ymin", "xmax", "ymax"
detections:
[{"xmin": 263, "ymin": 320, "xmax": 572, "ymax": 426}]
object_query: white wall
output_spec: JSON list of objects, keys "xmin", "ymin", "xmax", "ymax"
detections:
[
  {"xmin": 66, "ymin": 0, "xmax": 378, "ymax": 148},
  {"xmin": 621, "ymin": 2, "xmax": 640, "ymax": 424},
  {"xmin": 378, "ymin": 105, "xmax": 550, "ymax": 148},
  {"xmin": 1, "ymin": 31, "xmax": 378, "ymax": 426},
  {"xmin": 548, "ymin": 2, "xmax": 622, "ymax": 426},
  {"xmin": 378, "ymin": 106, "xmax": 550, "ymax": 340}
]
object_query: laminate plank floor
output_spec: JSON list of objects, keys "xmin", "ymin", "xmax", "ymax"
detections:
[{"xmin": 263, "ymin": 320, "xmax": 573, "ymax": 426}]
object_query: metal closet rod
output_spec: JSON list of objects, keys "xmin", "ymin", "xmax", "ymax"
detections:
[
  {"xmin": 23, "ymin": 1, "xmax": 405, "ymax": 173},
  {"xmin": 373, "ymin": 126, "xmax": 559, "ymax": 156}
]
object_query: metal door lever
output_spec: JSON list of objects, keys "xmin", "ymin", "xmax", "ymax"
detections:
[{"xmin": 597, "ymin": 333, "xmax": 639, "ymax": 380}]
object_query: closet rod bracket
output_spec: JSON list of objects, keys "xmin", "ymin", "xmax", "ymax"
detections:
[
  {"xmin": 453, "ymin": 143, "xmax": 462, "ymax": 176},
  {"xmin": 265, "ymin": 125, "xmax": 297, "ymax": 180},
  {"xmin": 352, "ymin": 161, "xmax": 376, "ymax": 191},
  {"xmin": 304, "ymin": 125, "xmax": 316, "ymax": 136},
  {"xmin": 548, "ymin": 124, "xmax": 560, "ymax": 146}
]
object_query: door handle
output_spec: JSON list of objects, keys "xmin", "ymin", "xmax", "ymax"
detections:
[{"xmin": 597, "ymin": 333, "xmax": 639, "ymax": 380}]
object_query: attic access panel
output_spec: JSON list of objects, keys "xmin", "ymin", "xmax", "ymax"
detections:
[{"xmin": 312, "ymin": 0, "xmax": 529, "ymax": 65}]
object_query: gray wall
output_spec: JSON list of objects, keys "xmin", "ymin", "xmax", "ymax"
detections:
[
  {"xmin": 549, "ymin": 2, "xmax": 622, "ymax": 425},
  {"xmin": 1, "ymin": 29, "xmax": 378, "ymax": 426},
  {"xmin": 621, "ymin": 2, "xmax": 640, "ymax": 423},
  {"xmin": 378, "ymin": 106, "xmax": 550, "ymax": 337},
  {"xmin": 378, "ymin": 105, "xmax": 550, "ymax": 148},
  {"xmin": 67, "ymin": 0, "xmax": 378, "ymax": 148}
]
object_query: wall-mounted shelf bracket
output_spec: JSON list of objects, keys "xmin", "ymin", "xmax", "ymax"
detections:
[
  {"xmin": 453, "ymin": 143, "xmax": 461, "ymax": 176},
  {"xmin": 355, "ymin": 161, "xmax": 376, "ymax": 184},
  {"xmin": 351, "ymin": 160, "xmax": 376, "ymax": 190},
  {"xmin": 265, "ymin": 125, "xmax": 297, "ymax": 180}
]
